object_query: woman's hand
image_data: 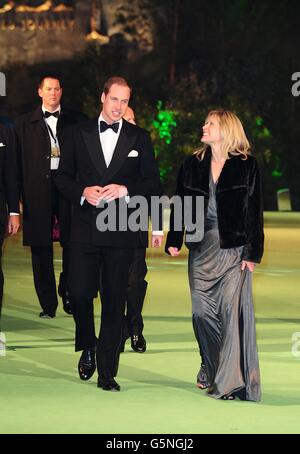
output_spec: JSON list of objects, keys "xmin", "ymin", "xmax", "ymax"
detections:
[
  {"xmin": 168, "ymin": 247, "xmax": 180, "ymax": 257},
  {"xmin": 241, "ymin": 260, "xmax": 255, "ymax": 272}
]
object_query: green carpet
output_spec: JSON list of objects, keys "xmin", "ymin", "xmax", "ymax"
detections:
[{"xmin": 0, "ymin": 212, "xmax": 299, "ymax": 434}]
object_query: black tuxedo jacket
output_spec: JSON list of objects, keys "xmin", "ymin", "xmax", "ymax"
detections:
[
  {"xmin": 0, "ymin": 124, "xmax": 19, "ymax": 228},
  {"xmin": 55, "ymin": 118, "xmax": 161, "ymax": 248},
  {"xmin": 15, "ymin": 106, "xmax": 87, "ymax": 246}
]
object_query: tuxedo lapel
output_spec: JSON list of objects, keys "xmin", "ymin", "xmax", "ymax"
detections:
[
  {"xmin": 57, "ymin": 108, "xmax": 68, "ymax": 132},
  {"xmin": 81, "ymin": 120, "xmax": 107, "ymax": 178},
  {"xmin": 29, "ymin": 107, "xmax": 51, "ymax": 149},
  {"xmin": 101, "ymin": 122, "xmax": 136, "ymax": 185},
  {"xmin": 30, "ymin": 107, "xmax": 49, "ymax": 134}
]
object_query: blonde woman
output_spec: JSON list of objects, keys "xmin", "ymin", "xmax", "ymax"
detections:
[{"xmin": 166, "ymin": 110, "xmax": 264, "ymax": 401}]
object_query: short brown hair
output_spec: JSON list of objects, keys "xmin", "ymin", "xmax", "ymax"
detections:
[
  {"xmin": 39, "ymin": 74, "xmax": 62, "ymax": 88},
  {"xmin": 102, "ymin": 76, "xmax": 131, "ymax": 95}
]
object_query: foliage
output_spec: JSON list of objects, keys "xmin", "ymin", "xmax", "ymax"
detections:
[{"xmin": 1, "ymin": 0, "xmax": 300, "ymax": 208}]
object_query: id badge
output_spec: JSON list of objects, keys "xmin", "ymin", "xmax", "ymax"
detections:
[
  {"xmin": 51, "ymin": 156, "xmax": 60, "ymax": 170},
  {"xmin": 51, "ymin": 146, "xmax": 60, "ymax": 157}
]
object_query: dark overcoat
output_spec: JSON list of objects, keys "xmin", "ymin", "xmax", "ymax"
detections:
[{"xmin": 15, "ymin": 107, "xmax": 87, "ymax": 246}]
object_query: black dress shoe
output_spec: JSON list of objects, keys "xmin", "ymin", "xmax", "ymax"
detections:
[
  {"xmin": 39, "ymin": 310, "xmax": 56, "ymax": 319},
  {"xmin": 97, "ymin": 377, "xmax": 120, "ymax": 392},
  {"xmin": 62, "ymin": 293, "xmax": 73, "ymax": 315},
  {"xmin": 131, "ymin": 334, "xmax": 146, "ymax": 353},
  {"xmin": 78, "ymin": 349, "xmax": 96, "ymax": 381}
]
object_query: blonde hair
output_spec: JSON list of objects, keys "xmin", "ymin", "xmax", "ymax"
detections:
[{"xmin": 195, "ymin": 110, "xmax": 251, "ymax": 160}]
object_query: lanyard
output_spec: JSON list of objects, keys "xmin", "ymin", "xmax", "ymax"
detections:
[
  {"xmin": 46, "ymin": 122, "xmax": 58, "ymax": 146},
  {"xmin": 45, "ymin": 121, "xmax": 60, "ymax": 159}
]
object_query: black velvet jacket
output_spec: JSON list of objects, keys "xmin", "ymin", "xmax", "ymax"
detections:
[{"xmin": 165, "ymin": 149, "xmax": 264, "ymax": 263}]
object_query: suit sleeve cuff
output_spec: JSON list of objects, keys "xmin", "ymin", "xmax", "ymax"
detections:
[{"xmin": 152, "ymin": 230, "xmax": 164, "ymax": 235}]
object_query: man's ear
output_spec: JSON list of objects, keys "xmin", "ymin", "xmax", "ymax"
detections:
[{"xmin": 100, "ymin": 92, "xmax": 105, "ymax": 103}]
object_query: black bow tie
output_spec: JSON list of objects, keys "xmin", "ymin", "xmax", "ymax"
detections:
[
  {"xmin": 100, "ymin": 121, "xmax": 119, "ymax": 133},
  {"xmin": 44, "ymin": 111, "xmax": 59, "ymax": 118}
]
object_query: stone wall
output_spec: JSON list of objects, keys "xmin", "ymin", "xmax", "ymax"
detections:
[
  {"xmin": 0, "ymin": 0, "xmax": 155, "ymax": 67},
  {"xmin": 102, "ymin": 0, "xmax": 154, "ymax": 53}
]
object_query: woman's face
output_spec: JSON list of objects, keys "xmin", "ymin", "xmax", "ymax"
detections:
[{"xmin": 201, "ymin": 115, "xmax": 222, "ymax": 145}]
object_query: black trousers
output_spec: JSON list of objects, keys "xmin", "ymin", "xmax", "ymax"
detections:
[
  {"xmin": 99, "ymin": 248, "xmax": 148, "ymax": 339},
  {"xmin": 123, "ymin": 247, "xmax": 147, "ymax": 338},
  {"xmin": 30, "ymin": 243, "xmax": 70, "ymax": 313},
  {"xmin": 68, "ymin": 243, "xmax": 134, "ymax": 379},
  {"xmin": 30, "ymin": 174, "xmax": 69, "ymax": 313},
  {"xmin": 0, "ymin": 223, "xmax": 5, "ymax": 320}
]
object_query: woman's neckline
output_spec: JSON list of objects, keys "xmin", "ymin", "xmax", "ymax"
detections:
[{"xmin": 211, "ymin": 158, "xmax": 227, "ymax": 185}]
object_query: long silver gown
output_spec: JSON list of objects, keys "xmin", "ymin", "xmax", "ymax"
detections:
[{"xmin": 188, "ymin": 172, "xmax": 261, "ymax": 401}]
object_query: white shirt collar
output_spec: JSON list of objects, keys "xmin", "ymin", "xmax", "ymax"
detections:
[{"xmin": 42, "ymin": 105, "xmax": 61, "ymax": 114}]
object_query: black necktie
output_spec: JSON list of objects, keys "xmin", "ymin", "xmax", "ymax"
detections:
[
  {"xmin": 44, "ymin": 111, "xmax": 59, "ymax": 118},
  {"xmin": 100, "ymin": 121, "xmax": 119, "ymax": 133}
]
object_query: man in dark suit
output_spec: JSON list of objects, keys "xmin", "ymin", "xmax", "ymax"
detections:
[
  {"xmin": 14, "ymin": 75, "xmax": 87, "ymax": 318},
  {"xmin": 55, "ymin": 76, "xmax": 161, "ymax": 391},
  {"xmin": 0, "ymin": 124, "xmax": 20, "ymax": 341}
]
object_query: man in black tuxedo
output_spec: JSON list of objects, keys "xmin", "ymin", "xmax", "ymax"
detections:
[
  {"xmin": 55, "ymin": 76, "xmax": 161, "ymax": 391},
  {"xmin": 15, "ymin": 75, "xmax": 87, "ymax": 318},
  {"xmin": 0, "ymin": 124, "xmax": 20, "ymax": 328}
]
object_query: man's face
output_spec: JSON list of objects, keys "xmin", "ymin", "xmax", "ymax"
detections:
[
  {"xmin": 101, "ymin": 84, "xmax": 130, "ymax": 123},
  {"xmin": 38, "ymin": 78, "xmax": 62, "ymax": 111}
]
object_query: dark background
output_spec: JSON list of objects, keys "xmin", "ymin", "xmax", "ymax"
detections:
[{"xmin": 1, "ymin": 0, "xmax": 300, "ymax": 209}]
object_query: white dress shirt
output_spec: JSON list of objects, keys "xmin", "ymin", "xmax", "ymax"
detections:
[
  {"xmin": 80, "ymin": 115, "xmax": 123, "ymax": 206},
  {"xmin": 98, "ymin": 113, "xmax": 122, "ymax": 167},
  {"xmin": 42, "ymin": 105, "xmax": 61, "ymax": 170}
]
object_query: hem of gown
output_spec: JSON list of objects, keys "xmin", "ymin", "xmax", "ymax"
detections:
[
  {"xmin": 206, "ymin": 384, "xmax": 261, "ymax": 402},
  {"xmin": 206, "ymin": 391, "xmax": 261, "ymax": 402}
]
